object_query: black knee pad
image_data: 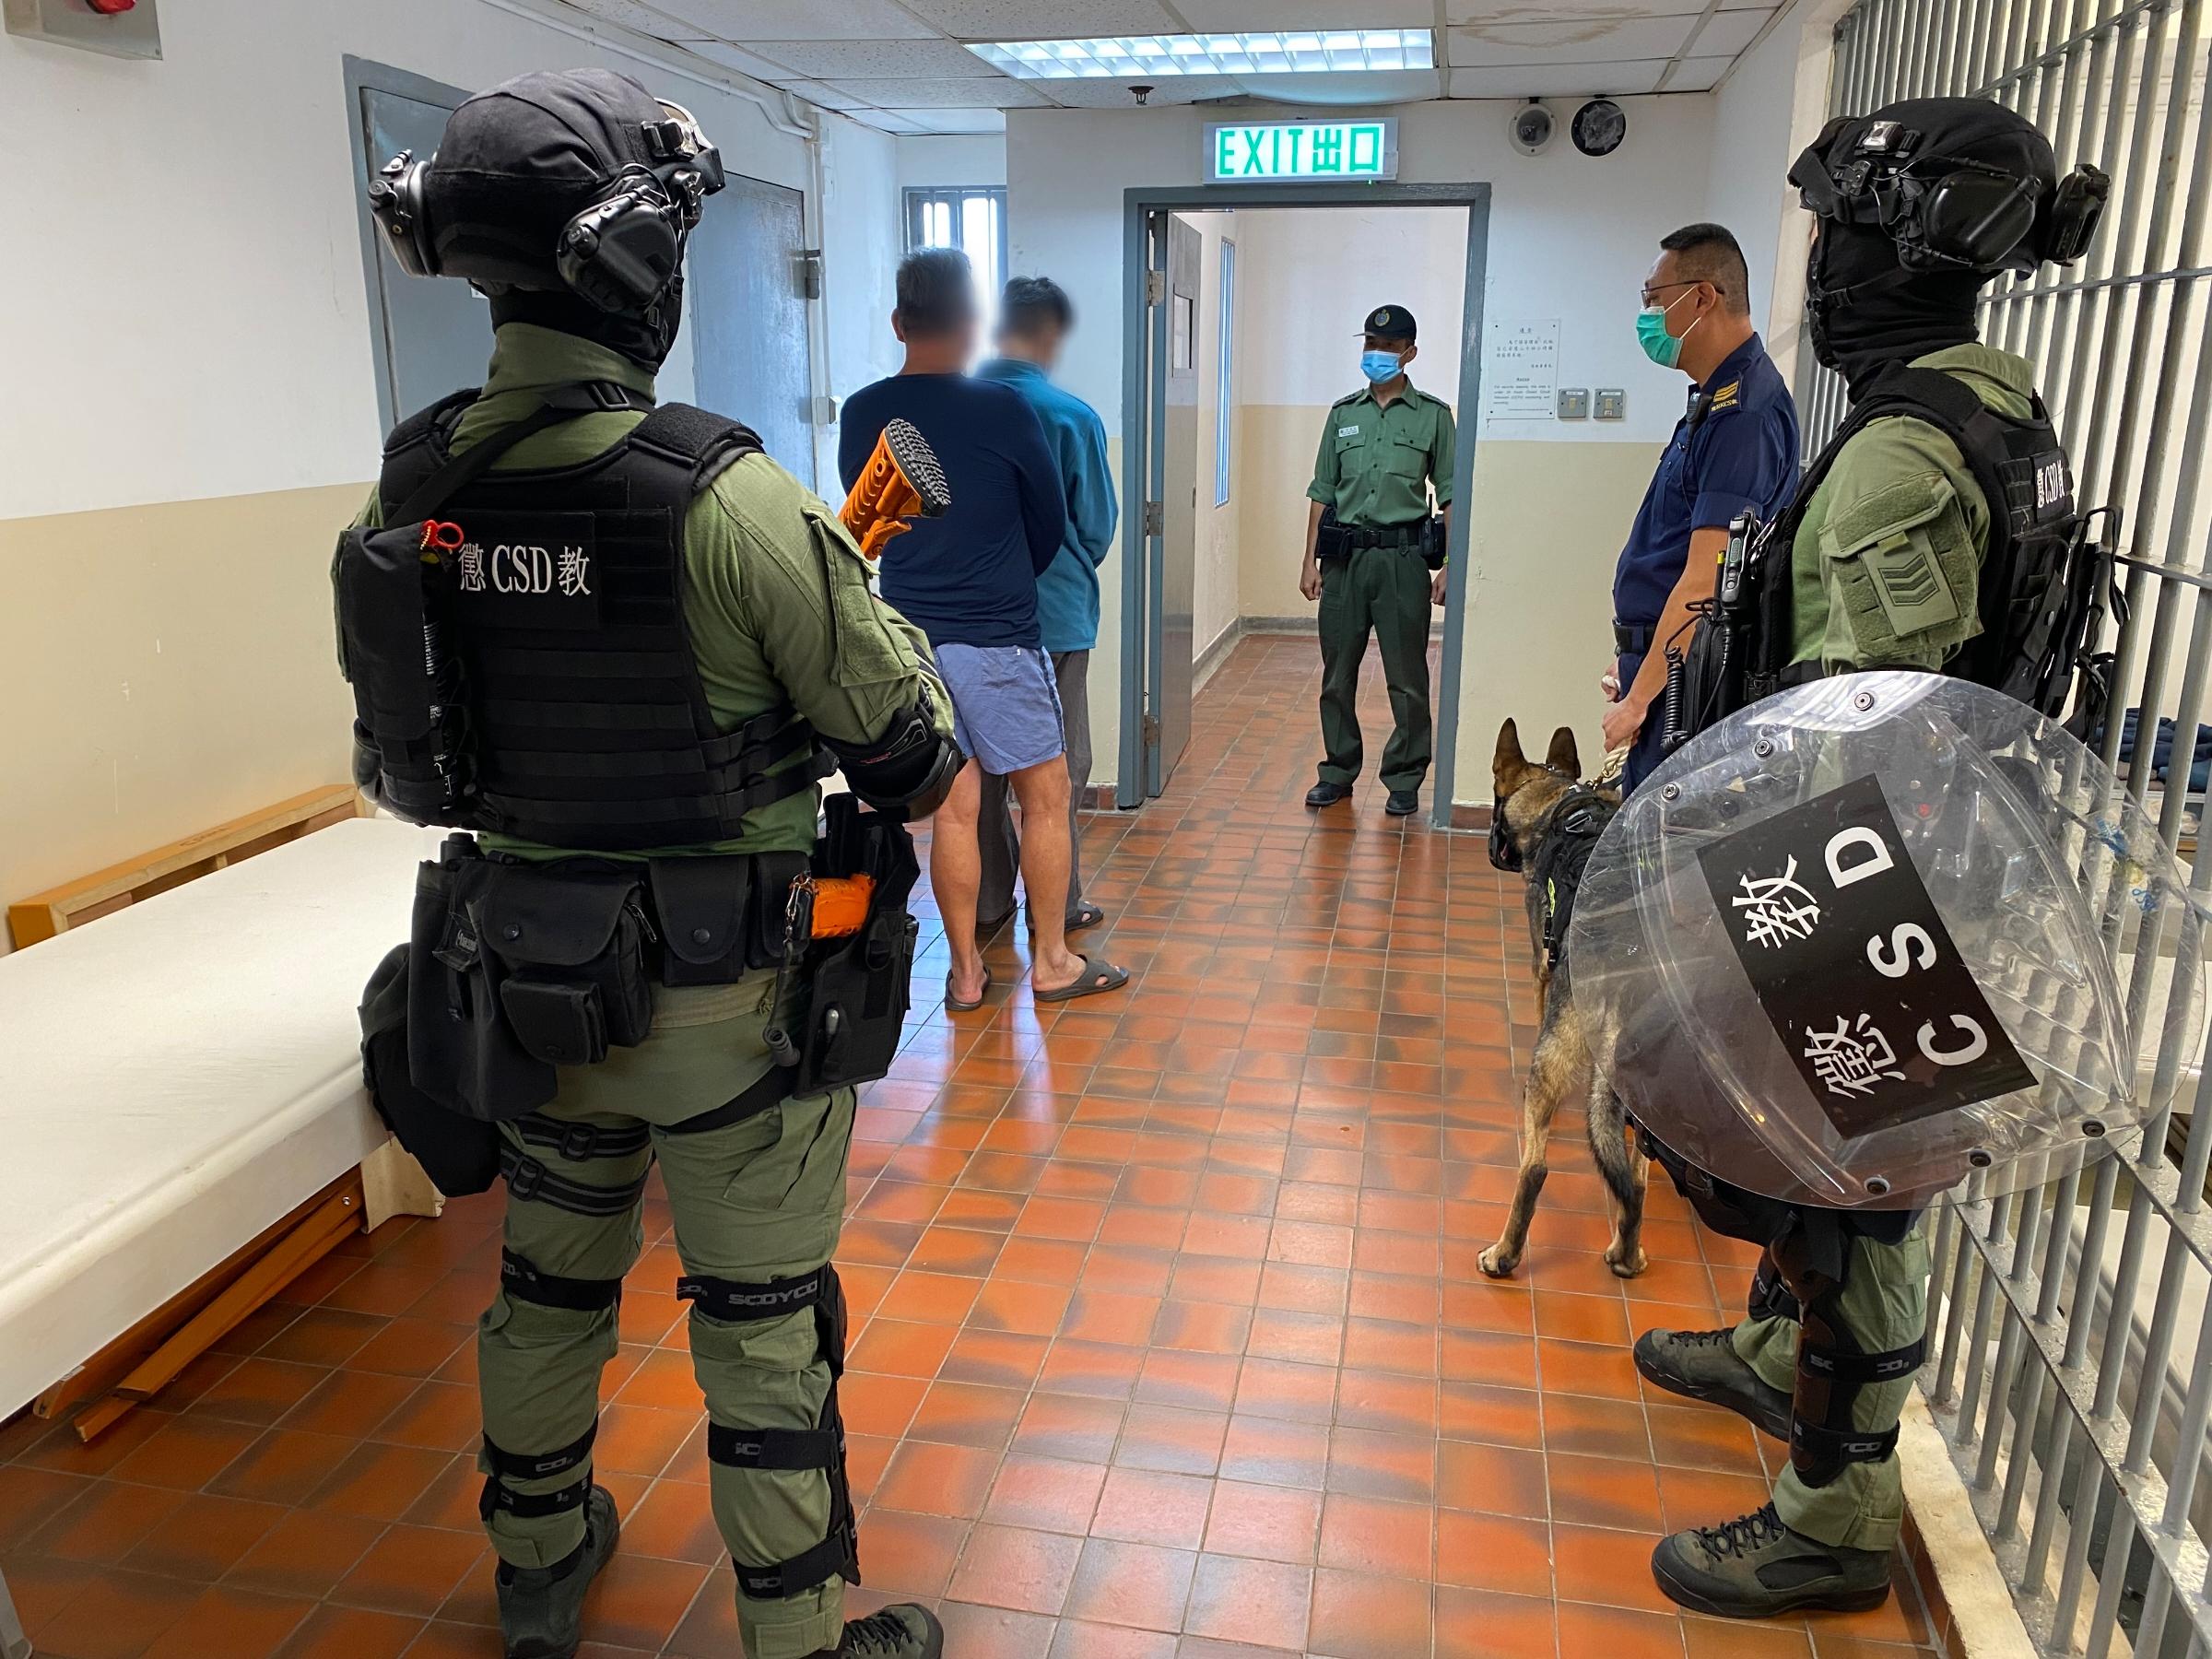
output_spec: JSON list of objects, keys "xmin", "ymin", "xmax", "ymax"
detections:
[
  {"xmin": 1772, "ymin": 1231, "xmax": 1922, "ymax": 1489},
  {"xmin": 681, "ymin": 1263, "xmax": 860, "ymax": 1598}
]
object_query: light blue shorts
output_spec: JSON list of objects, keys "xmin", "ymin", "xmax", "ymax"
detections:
[{"xmin": 935, "ymin": 642, "xmax": 1067, "ymax": 776}]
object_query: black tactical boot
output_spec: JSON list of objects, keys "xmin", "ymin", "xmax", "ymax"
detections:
[
  {"xmin": 1651, "ymin": 1502, "xmax": 1892, "ymax": 1618},
  {"xmin": 1305, "ymin": 781, "xmax": 1352, "ymax": 807},
  {"xmin": 1634, "ymin": 1326, "xmax": 1793, "ymax": 1441},
  {"xmin": 495, "ymin": 1485, "xmax": 619, "ymax": 1659},
  {"xmin": 813, "ymin": 1603, "xmax": 945, "ymax": 1657}
]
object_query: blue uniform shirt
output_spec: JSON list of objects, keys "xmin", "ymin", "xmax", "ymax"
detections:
[
  {"xmin": 1611, "ymin": 333, "xmax": 1799, "ymax": 651},
  {"xmin": 976, "ymin": 357, "xmax": 1118, "ymax": 653}
]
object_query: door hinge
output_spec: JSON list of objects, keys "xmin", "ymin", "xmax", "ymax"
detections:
[
  {"xmin": 1143, "ymin": 500, "xmax": 1164, "ymax": 536},
  {"xmin": 1146, "ymin": 270, "xmax": 1167, "ymax": 305},
  {"xmin": 1141, "ymin": 712, "xmax": 1161, "ymax": 747}
]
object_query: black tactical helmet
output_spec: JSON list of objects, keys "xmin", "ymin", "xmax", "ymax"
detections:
[
  {"xmin": 1790, "ymin": 97, "xmax": 2105, "ymax": 276},
  {"xmin": 368, "ymin": 68, "xmax": 724, "ymax": 316}
]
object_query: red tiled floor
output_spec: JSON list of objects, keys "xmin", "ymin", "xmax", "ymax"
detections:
[{"xmin": 0, "ymin": 638, "xmax": 1947, "ymax": 1657}]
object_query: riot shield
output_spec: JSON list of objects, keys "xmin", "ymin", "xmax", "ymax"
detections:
[{"xmin": 1566, "ymin": 673, "xmax": 2206, "ymax": 1209}]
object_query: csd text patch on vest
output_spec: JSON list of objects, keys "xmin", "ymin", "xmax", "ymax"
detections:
[{"xmin": 453, "ymin": 513, "xmax": 601, "ymax": 629}]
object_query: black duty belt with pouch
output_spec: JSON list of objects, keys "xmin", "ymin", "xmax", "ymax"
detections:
[
  {"xmin": 1318, "ymin": 508, "xmax": 1438, "ymax": 566},
  {"xmin": 361, "ymin": 797, "xmax": 924, "ymax": 1189}
]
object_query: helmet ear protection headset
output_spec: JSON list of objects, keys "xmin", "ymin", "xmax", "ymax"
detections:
[
  {"xmin": 369, "ymin": 99, "xmax": 725, "ymax": 312},
  {"xmin": 1792, "ymin": 114, "xmax": 2107, "ymax": 273}
]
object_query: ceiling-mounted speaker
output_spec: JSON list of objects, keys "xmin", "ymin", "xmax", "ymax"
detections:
[
  {"xmin": 1511, "ymin": 100, "xmax": 1554, "ymax": 156},
  {"xmin": 1572, "ymin": 98, "xmax": 1629, "ymax": 157}
]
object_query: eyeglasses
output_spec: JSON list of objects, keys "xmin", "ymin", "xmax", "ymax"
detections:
[{"xmin": 1640, "ymin": 279, "xmax": 1706, "ymax": 306}]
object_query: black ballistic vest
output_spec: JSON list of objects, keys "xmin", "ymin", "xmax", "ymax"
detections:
[
  {"xmin": 347, "ymin": 384, "xmax": 829, "ymax": 850},
  {"xmin": 1752, "ymin": 365, "xmax": 2098, "ymax": 718}
]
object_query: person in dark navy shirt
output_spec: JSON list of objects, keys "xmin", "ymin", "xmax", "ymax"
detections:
[{"xmin": 1606, "ymin": 223, "xmax": 1801, "ymax": 789}]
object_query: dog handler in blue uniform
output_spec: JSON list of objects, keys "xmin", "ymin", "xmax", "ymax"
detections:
[{"xmin": 1605, "ymin": 224, "xmax": 1799, "ymax": 790}]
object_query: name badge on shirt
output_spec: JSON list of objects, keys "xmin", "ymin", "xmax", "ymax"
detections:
[{"xmin": 1337, "ymin": 425, "xmax": 1360, "ymax": 439}]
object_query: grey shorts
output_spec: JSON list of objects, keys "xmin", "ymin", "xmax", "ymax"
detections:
[{"xmin": 935, "ymin": 642, "xmax": 1067, "ymax": 776}]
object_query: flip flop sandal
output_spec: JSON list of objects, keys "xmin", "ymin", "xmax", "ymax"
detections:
[
  {"xmin": 1033, "ymin": 956, "xmax": 1130, "ymax": 1003},
  {"xmin": 1026, "ymin": 902, "xmax": 1108, "ymax": 935},
  {"xmin": 946, "ymin": 966, "xmax": 993, "ymax": 1013}
]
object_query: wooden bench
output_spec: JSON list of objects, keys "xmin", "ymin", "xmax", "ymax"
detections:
[{"xmin": 6, "ymin": 783, "xmax": 367, "ymax": 949}]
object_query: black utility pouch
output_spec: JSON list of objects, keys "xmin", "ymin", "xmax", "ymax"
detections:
[
  {"xmin": 475, "ymin": 862, "xmax": 654, "ymax": 1066},
  {"xmin": 406, "ymin": 840, "xmax": 554, "ymax": 1122},
  {"xmin": 650, "ymin": 854, "xmax": 758, "ymax": 986},
  {"xmin": 359, "ymin": 942, "xmax": 500, "ymax": 1194},
  {"xmin": 332, "ymin": 522, "xmax": 474, "ymax": 825},
  {"xmin": 1314, "ymin": 507, "xmax": 1351, "ymax": 567},
  {"xmin": 789, "ymin": 796, "xmax": 923, "ymax": 1095}
]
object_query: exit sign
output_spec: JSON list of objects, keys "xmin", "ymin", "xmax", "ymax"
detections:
[{"xmin": 1206, "ymin": 119, "xmax": 1398, "ymax": 183}]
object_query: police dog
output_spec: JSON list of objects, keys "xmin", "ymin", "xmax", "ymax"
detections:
[{"xmin": 1476, "ymin": 720, "xmax": 1650, "ymax": 1281}]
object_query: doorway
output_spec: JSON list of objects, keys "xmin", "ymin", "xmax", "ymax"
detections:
[{"xmin": 1119, "ymin": 184, "xmax": 1491, "ymax": 829}]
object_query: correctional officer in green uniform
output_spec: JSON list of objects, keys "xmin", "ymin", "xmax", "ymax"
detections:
[
  {"xmin": 1631, "ymin": 98, "xmax": 2098, "ymax": 1618},
  {"xmin": 1301, "ymin": 304, "xmax": 1454, "ymax": 818},
  {"xmin": 347, "ymin": 73, "xmax": 957, "ymax": 1659}
]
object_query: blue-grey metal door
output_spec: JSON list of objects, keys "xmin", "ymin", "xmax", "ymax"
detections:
[
  {"xmin": 688, "ymin": 173, "xmax": 816, "ymax": 488},
  {"xmin": 356, "ymin": 78, "xmax": 490, "ymax": 429}
]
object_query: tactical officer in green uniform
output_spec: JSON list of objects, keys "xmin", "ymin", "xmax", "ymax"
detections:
[
  {"xmin": 1630, "ymin": 98, "xmax": 2108, "ymax": 1618},
  {"xmin": 1301, "ymin": 304, "xmax": 1455, "ymax": 818},
  {"xmin": 342, "ymin": 72, "xmax": 959, "ymax": 1659}
]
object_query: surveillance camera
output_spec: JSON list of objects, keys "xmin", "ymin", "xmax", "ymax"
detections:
[
  {"xmin": 1511, "ymin": 100, "xmax": 1554, "ymax": 156},
  {"xmin": 1129, "ymin": 83, "xmax": 1155, "ymax": 106}
]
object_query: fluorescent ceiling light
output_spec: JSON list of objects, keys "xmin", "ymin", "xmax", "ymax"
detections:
[{"xmin": 971, "ymin": 29, "xmax": 1433, "ymax": 79}]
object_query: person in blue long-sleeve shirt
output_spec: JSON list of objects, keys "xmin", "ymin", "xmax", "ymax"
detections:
[
  {"xmin": 973, "ymin": 276, "xmax": 1118, "ymax": 941},
  {"xmin": 840, "ymin": 250, "xmax": 1126, "ymax": 1010}
]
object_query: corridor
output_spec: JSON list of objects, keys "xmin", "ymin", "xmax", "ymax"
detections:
[{"xmin": 0, "ymin": 638, "xmax": 1943, "ymax": 1659}]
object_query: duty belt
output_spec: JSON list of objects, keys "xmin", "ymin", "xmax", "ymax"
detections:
[
  {"xmin": 1613, "ymin": 619, "xmax": 1654, "ymax": 655},
  {"xmin": 1346, "ymin": 524, "xmax": 1424, "ymax": 551}
]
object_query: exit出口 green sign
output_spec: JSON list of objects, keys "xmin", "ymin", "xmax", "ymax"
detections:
[{"xmin": 1206, "ymin": 119, "xmax": 1399, "ymax": 183}]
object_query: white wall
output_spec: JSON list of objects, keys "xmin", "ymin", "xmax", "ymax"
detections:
[
  {"xmin": 819, "ymin": 112, "xmax": 905, "ymax": 480},
  {"xmin": 1228, "ymin": 206, "xmax": 1469, "ymax": 623},
  {"xmin": 1007, "ymin": 95, "xmax": 1721, "ymax": 801},
  {"xmin": 1182, "ymin": 211, "xmax": 1240, "ymax": 665},
  {"xmin": 1706, "ymin": 0, "xmax": 1853, "ymax": 386},
  {"xmin": 0, "ymin": 0, "xmax": 823, "ymax": 523},
  {"xmin": 897, "ymin": 134, "xmax": 1008, "ymax": 189}
]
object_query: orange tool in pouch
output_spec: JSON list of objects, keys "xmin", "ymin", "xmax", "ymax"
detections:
[
  {"xmin": 808, "ymin": 874, "xmax": 876, "ymax": 939},
  {"xmin": 839, "ymin": 418, "xmax": 951, "ymax": 560}
]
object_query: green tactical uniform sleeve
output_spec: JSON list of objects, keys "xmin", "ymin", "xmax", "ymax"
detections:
[
  {"xmin": 1429, "ymin": 399, "xmax": 1457, "ymax": 510},
  {"xmin": 1807, "ymin": 416, "xmax": 1992, "ymax": 675},
  {"xmin": 687, "ymin": 453, "xmax": 949, "ymax": 752},
  {"xmin": 1308, "ymin": 406, "xmax": 1343, "ymax": 506}
]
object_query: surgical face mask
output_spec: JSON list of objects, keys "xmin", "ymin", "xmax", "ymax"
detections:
[
  {"xmin": 1361, "ymin": 347, "xmax": 1405, "ymax": 383},
  {"xmin": 1636, "ymin": 288, "xmax": 1698, "ymax": 371}
]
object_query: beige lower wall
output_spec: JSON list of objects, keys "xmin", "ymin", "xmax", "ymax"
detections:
[{"xmin": 2, "ymin": 485, "xmax": 363, "ymax": 950}]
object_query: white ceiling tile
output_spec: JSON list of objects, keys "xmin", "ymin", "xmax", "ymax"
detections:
[
  {"xmin": 1447, "ymin": 59, "xmax": 1665, "ymax": 97},
  {"xmin": 825, "ymin": 75, "xmax": 1057, "ymax": 107},
  {"xmin": 1446, "ymin": 16, "xmax": 1693, "ymax": 66},
  {"xmin": 639, "ymin": 0, "xmax": 938, "ymax": 38},
  {"xmin": 1447, "ymin": 0, "xmax": 1706, "ymax": 18},
  {"xmin": 768, "ymin": 78, "xmax": 881, "ymax": 110},
  {"xmin": 850, "ymin": 109, "xmax": 932, "ymax": 134},
  {"xmin": 1680, "ymin": 7, "xmax": 1771, "ymax": 56},
  {"xmin": 896, "ymin": 107, "xmax": 1012, "ymax": 133},
  {"xmin": 675, "ymin": 38, "xmax": 804, "ymax": 77},
  {"xmin": 1016, "ymin": 73, "xmax": 1247, "ymax": 106},
  {"xmin": 549, "ymin": 0, "xmax": 708, "ymax": 39},
  {"xmin": 750, "ymin": 39, "xmax": 1002, "ymax": 77},
  {"xmin": 898, "ymin": 0, "xmax": 1180, "ymax": 41},
  {"xmin": 1171, "ymin": 0, "xmax": 1436, "ymax": 27},
  {"xmin": 1231, "ymin": 67, "xmax": 1443, "ymax": 106},
  {"xmin": 1658, "ymin": 54, "xmax": 1738, "ymax": 92}
]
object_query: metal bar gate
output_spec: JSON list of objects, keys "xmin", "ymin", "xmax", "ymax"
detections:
[{"xmin": 1810, "ymin": 2, "xmax": 2212, "ymax": 1652}]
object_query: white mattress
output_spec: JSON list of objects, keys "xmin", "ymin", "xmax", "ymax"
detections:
[{"xmin": 0, "ymin": 817, "xmax": 441, "ymax": 1416}]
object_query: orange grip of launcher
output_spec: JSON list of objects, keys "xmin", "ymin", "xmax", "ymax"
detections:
[
  {"xmin": 809, "ymin": 876, "xmax": 875, "ymax": 939},
  {"xmin": 840, "ymin": 418, "xmax": 951, "ymax": 560}
]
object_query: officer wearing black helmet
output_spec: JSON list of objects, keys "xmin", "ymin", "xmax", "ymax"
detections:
[
  {"xmin": 339, "ymin": 69, "xmax": 957, "ymax": 1659},
  {"xmin": 1628, "ymin": 97, "xmax": 2108, "ymax": 1618}
]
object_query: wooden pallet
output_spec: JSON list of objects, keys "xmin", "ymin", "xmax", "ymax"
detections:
[{"xmin": 6, "ymin": 783, "xmax": 366, "ymax": 949}]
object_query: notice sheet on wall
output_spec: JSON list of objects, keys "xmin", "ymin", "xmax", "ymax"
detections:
[{"xmin": 1485, "ymin": 318, "xmax": 1561, "ymax": 420}]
